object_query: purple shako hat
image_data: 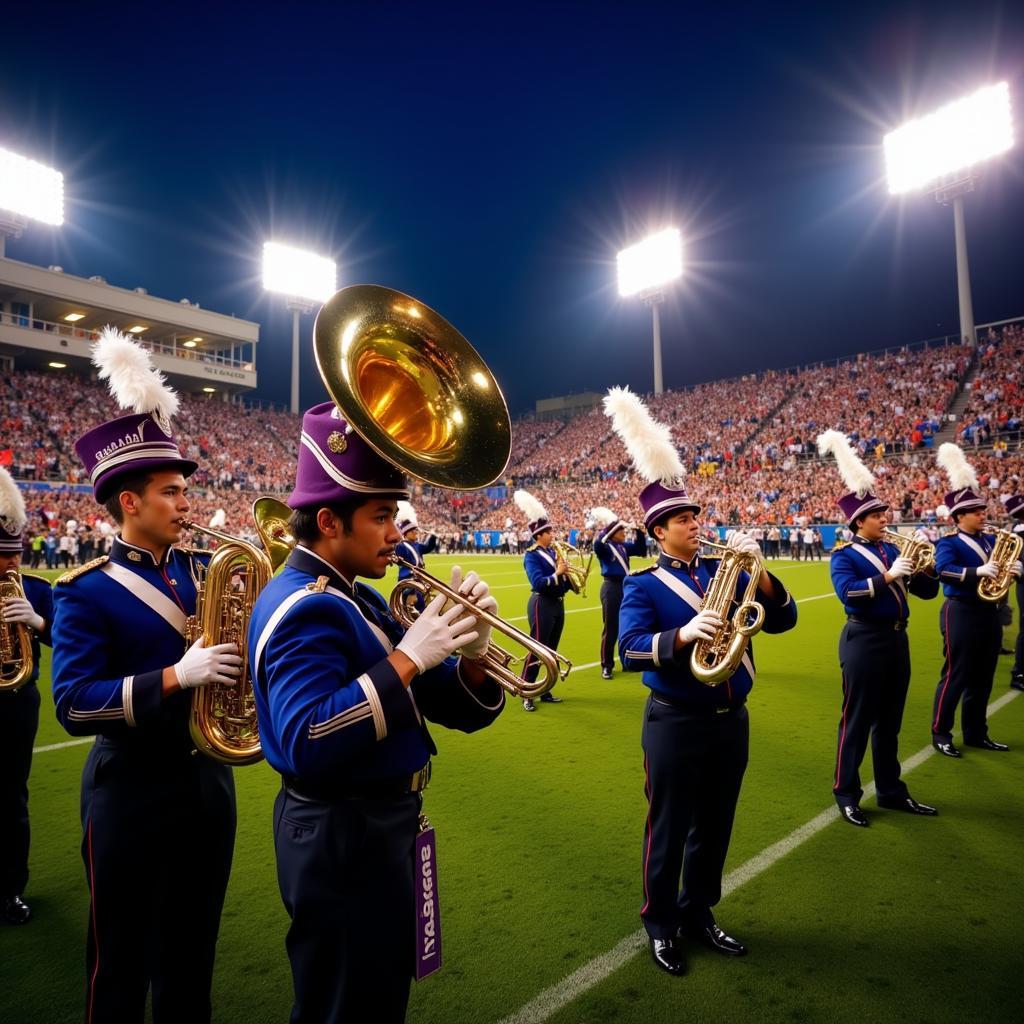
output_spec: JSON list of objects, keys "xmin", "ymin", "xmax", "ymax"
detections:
[
  {"xmin": 75, "ymin": 412, "xmax": 198, "ymax": 504},
  {"xmin": 945, "ymin": 487, "xmax": 986, "ymax": 516},
  {"xmin": 837, "ymin": 492, "xmax": 889, "ymax": 526},
  {"xmin": 288, "ymin": 402, "xmax": 411, "ymax": 509},
  {"xmin": 1005, "ymin": 494, "xmax": 1024, "ymax": 519},
  {"xmin": 639, "ymin": 481, "xmax": 701, "ymax": 531}
]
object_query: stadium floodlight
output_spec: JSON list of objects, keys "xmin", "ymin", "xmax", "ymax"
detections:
[
  {"xmin": 0, "ymin": 146, "xmax": 64, "ymax": 257},
  {"xmin": 262, "ymin": 241, "xmax": 337, "ymax": 414},
  {"xmin": 617, "ymin": 228, "xmax": 684, "ymax": 395},
  {"xmin": 883, "ymin": 83, "xmax": 1014, "ymax": 346}
]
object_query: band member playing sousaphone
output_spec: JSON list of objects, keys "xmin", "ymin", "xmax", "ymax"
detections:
[
  {"xmin": 605, "ymin": 387, "xmax": 796, "ymax": 977},
  {"xmin": 51, "ymin": 329, "xmax": 241, "ymax": 1023},
  {"xmin": 817, "ymin": 430, "xmax": 940, "ymax": 828}
]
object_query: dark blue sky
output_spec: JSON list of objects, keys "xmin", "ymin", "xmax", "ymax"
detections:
[{"xmin": 2, "ymin": 1, "xmax": 1023, "ymax": 415}]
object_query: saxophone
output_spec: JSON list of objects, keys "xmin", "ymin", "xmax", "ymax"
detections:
[
  {"xmin": 0, "ymin": 569, "xmax": 34, "ymax": 692},
  {"xmin": 978, "ymin": 527, "xmax": 1024, "ymax": 603},
  {"xmin": 690, "ymin": 541, "xmax": 766, "ymax": 686}
]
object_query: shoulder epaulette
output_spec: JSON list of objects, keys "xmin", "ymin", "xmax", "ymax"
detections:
[
  {"xmin": 56, "ymin": 556, "xmax": 109, "ymax": 584},
  {"xmin": 831, "ymin": 540, "xmax": 851, "ymax": 551},
  {"xmin": 526, "ymin": 543, "xmax": 539, "ymax": 552},
  {"xmin": 629, "ymin": 564, "xmax": 656, "ymax": 576}
]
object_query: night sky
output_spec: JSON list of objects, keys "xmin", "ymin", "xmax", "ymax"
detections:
[{"xmin": 2, "ymin": 1, "xmax": 1022, "ymax": 416}]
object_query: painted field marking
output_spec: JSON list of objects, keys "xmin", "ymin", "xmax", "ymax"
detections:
[
  {"xmin": 496, "ymin": 688, "xmax": 1022, "ymax": 1024},
  {"xmin": 33, "ymin": 737, "xmax": 92, "ymax": 754}
]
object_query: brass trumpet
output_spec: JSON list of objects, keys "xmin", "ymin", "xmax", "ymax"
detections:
[
  {"xmin": 389, "ymin": 556, "xmax": 572, "ymax": 699},
  {"xmin": 0, "ymin": 569, "xmax": 34, "ymax": 692}
]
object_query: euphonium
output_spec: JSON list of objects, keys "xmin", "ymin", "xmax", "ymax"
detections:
[
  {"xmin": 0, "ymin": 569, "xmax": 34, "ymax": 692},
  {"xmin": 179, "ymin": 515, "xmax": 277, "ymax": 766},
  {"xmin": 882, "ymin": 529, "xmax": 935, "ymax": 575},
  {"xmin": 690, "ymin": 540, "xmax": 766, "ymax": 686},
  {"xmin": 978, "ymin": 526, "xmax": 1024, "ymax": 603},
  {"xmin": 389, "ymin": 557, "xmax": 571, "ymax": 699},
  {"xmin": 551, "ymin": 540, "xmax": 593, "ymax": 597}
]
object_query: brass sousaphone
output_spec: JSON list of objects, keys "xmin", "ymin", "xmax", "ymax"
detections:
[{"xmin": 312, "ymin": 285, "xmax": 571, "ymax": 698}]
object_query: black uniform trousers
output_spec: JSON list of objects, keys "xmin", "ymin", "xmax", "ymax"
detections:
[
  {"xmin": 834, "ymin": 621, "xmax": 911, "ymax": 807},
  {"xmin": 522, "ymin": 592, "xmax": 565, "ymax": 687},
  {"xmin": 0, "ymin": 681, "xmax": 40, "ymax": 898},
  {"xmin": 1012, "ymin": 578, "xmax": 1024, "ymax": 681},
  {"xmin": 80, "ymin": 739, "xmax": 236, "ymax": 1024},
  {"xmin": 932, "ymin": 599, "xmax": 1001, "ymax": 745},
  {"xmin": 274, "ymin": 786, "xmax": 420, "ymax": 1024},
  {"xmin": 599, "ymin": 578, "xmax": 623, "ymax": 671},
  {"xmin": 640, "ymin": 694, "xmax": 748, "ymax": 940}
]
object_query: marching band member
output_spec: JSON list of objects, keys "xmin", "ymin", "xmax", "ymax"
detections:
[
  {"xmin": 817, "ymin": 431, "xmax": 939, "ymax": 828},
  {"xmin": 394, "ymin": 500, "xmax": 438, "ymax": 612},
  {"xmin": 51, "ymin": 330, "xmax": 240, "ymax": 1023},
  {"xmin": 514, "ymin": 489, "xmax": 571, "ymax": 712},
  {"xmin": 605, "ymin": 388, "xmax": 796, "ymax": 977},
  {"xmin": 1007, "ymin": 494, "xmax": 1024, "ymax": 692},
  {"xmin": 590, "ymin": 507, "xmax": 647, "ymax": 679},
  {"xmin": 248, "ymin": 402, "xmax": 505, "ymax": 1024},
  {"xmin": 0, "ymin": 467, "xmax": 53, "ymax": 925},
  {"xmin": 930, "ymin": 444, "xmax": 1020, "ymax": 757}
]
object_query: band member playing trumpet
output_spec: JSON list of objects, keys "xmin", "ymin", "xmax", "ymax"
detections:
[
  {"xmin": 0, "ymin": 467, "xmax": 53, "ymax": 925},
  {"xmin": 248, "ymin": 400, "xmax": 506, "ymax": 1024},
  {"xmin": 605, "ymin": 388, "xmax": 796, "ymax": 977},
  {"xmin": 817, "ymin": 431, "xmax": 939, "ymax": 828},
  {"xmin": 51, "ymin": 331, "xmax": 241, "ymax": 1023},
  {"xmin": 515, "ymin": 490, "xmax": 571, "ymax": 712},
  {"xmin": 1006, "ymin": 494, "xmax": 1024, "ymax": 693},
  {"xmin": 591, "ymin": 507, "xmax": 648, "ymax": 679},
  {"xmin": 931, "ymin": 444, "xmax": 1021, "ymax": 757}
]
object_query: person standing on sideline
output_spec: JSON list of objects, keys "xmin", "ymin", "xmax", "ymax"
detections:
[
  {"xmin": 817, "ymin": 431, "xmax": 940, "ymax": 828},
  {"xmin": 0, "ymin": 467, "xmax": 54, "ymax": 925},
  {"xmin": 605, "ymin": 387, "xmax": 797, "ymax": 977}
]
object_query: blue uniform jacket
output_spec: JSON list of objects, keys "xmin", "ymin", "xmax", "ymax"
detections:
[
  {"xmin": 935, "ymin": 530, "xmax": 996, "ymax": 603},
  {"xmin": 619, "ymin": 551, "xmax": 797, "ymax": 709},
  {"xmin": 524, "ymin": 544, "xmax": 574, "ymax": 596},
  {"xmin": 594, "ymin": 529, "xmax": 647, "ymax": 579},
  {"xmin": 395, "ymin": 535, "xmax": 438, "ymax": 581},
  {"xmin": 247, "ymin": 545, "xmax": 505, "ymax": 786},
  {"xmin": 51, "ymin": 537, "xmax": 207, "ymax": 752},
  {"xmin": 830, "ymin": 537, "xmax": 939, "ymax": 621},
  {"xmin": 16, "ymin": 573, "xmax": 54, "ymax": 685}
]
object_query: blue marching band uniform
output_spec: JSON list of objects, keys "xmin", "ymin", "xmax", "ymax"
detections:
[
  {"xmin": 1007, "ymin": 494, "xmax": 1024, "ymax": 692},
  {"xmin": 521, "ymin": 537, "xmax": 573, "ymax": 701},
  {"xmin": 593, "ymin": 521, "xmax": 647, "ymax": 676},
  {"xmin": 395, "ymin": 533, "xmax": 438, "ymax": 577}
]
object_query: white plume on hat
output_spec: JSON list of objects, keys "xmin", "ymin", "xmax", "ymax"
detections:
[
  {"xmin": 935, "ymin": 504, "xmax": 950, "ymax": 520},
  {"xmin": 602, "ymin": 386, "xmax": 685, "ymax": 484},
  {"xmin": 816, "ymin": 430, "xmax": 875, "ymax": 497},
  {"xmin": 92, "ymin": 326, "xmax": 180, "ymax": 431},
  {"xmin": 0, "ymin": 467, "xmax": 26, "ymax": 534},
  {"xmin": 396, "ymin": 500, "xmax": 417, "ymax": 526},
  {"xmin": 588, "ymin": 506, "xmax": 619, "ymax": 528},
  {"xmin": 209, "ymin": 509, "xmax": 227, "ymax": 529},
  {"xmin": 936, "ymin": 443, "xmax": 979, "ymax": 491},
  {"xmin": 514, "ymin": 489, "xmax": 547, "ymax": 522}
]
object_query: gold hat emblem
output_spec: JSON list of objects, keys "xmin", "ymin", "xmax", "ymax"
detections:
[{"xmin": 327, "ymin": 431, "xmax": 348, "ymax": 454}]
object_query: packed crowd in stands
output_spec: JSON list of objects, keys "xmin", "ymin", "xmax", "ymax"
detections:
[{"xmin": 4, "ymin": 327, "xmax": 1023, "ymax": 563}]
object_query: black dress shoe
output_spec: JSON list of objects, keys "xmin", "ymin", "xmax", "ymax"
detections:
[
  {"xmin": 878, "ymin": 795, "xmax": 938, "ymax": 816},
  {"xmin": 3, "ymin": 896, "xmax": 31, "ymax": 925},
  {"xmin": 601, "ymin": 668, "xmax": 613, "ymax": 680},
  {"xmin": 649, "ymin": 937, "xmax": 685, "ymax": 975},
  {"xmin": 839, "ymin": 804, "xmax": 869, "ymax": 827},
  {"xmin": 539, "ymin": 693, "xmax": 563, "ymax": 703},
  {"xmin": 1010, "ymin": 676, "xmax": 1024, "ymax": 692},
  {"xmin": 964, "ymin": 738, "xmax": 1010, "ymax": 751},
  {"xmin": 932, "ymin": 740, "xmax": 961, "ymax": 758},
  {"xmin": 682, "ymin": 922, "xmax": 748, "ymax": 957}
]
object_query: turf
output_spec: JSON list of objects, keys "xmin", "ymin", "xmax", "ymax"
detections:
[{"xmin": 3, "ymin": 557, "xmax": 1022, "ymax": 1024}]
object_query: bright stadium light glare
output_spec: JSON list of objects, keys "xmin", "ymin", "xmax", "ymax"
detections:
[
  {"xmin": 617, "ymin": 228, "xmax": 683, "ymax": 298},
  {"xmin": 0, "ymin": 146, "xmax": 65, "ymax": 225},
  {"xmin": 884, "ymin": 82, "xmax": 1014, "ymax": 195},
  {"xmin": 262, "ymin": 242, "xmax": 336, "ymax": 303}
]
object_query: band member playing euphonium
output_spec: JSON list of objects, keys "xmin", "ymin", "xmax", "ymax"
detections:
[
  {"xmin": 1007, "ymin": 494, "xmax": 1024, "ymax": 693},
  {"xmin": 514, "ymin": 489, "xmax": 571, "ymax": 712},
  {"xmin": 817, "ymin": 431, "xmax": 940, "ymax": 828},
  {"xmin": 50, "ymin": 329, "xmax": 241, "ymax": 1023},
  {"xmin": 590, "ymin": 507, "xmax": 647, "ymax": 679},
  {"xmin": 605, "ymin": 387, "xmax": 796, "ymax": 977},
  {"xmin": 0, "ymin": 467, "xmax": 53, "ymax": 925},
  {"xmin": 931, "ymin": 444, "xmax": 1021, "ymax": 756}
]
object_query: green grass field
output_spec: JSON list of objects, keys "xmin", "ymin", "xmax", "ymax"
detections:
[{"xmin": 4, "ymin": 555, "xmax": 1022, "ymax": 1024}]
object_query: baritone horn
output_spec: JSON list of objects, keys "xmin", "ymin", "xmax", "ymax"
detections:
[
  {"xmin": 551, "ymin": 540, "xmax": 593, "ymax": 597},
  {"xmin": 978, "ymin": 526, "xmax": 1023, "ymax": 603},
  {"xmin": 313, "ymin": 284, "xmax": 570, "ymax": 696},
  {"xmin": 0, "ymin": 569, "xmax": 34, "ymax": 692},
  {"xmin": 882, "ymin": 529, "xmax": 935, "ymax": 575}
]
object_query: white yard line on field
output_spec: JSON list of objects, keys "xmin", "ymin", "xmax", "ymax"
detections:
[
  {"xmin": 495, "ymin": 693, "xmax": 1020, "ymax": 1024},
  {"xmin": 33, "ymin": 737, "xmax": 92, "ymax": 754}
]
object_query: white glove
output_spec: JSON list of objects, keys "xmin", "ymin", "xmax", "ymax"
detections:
[
  {"xmin": 396, "ymin": 593, "xmax": 480, "ymax": 674},
  {"xmin": 976, "ymin": 561, "xmax": 1000, "ymax": 579},
  {"xmin": 677, "ymin": 610, "xmax": 722, "ymax": 645},
  {"xmin": 1, "ymin": 596, "xmax": 45, "ymax": 632},
  {"xmin": 728, "ymin": 533, "xmax": 763, "ymax": 563},
  {"xmin": 173, "ymin": 636, "xmax": 243, "ymax": 690},
  {"xmin": 1011, "ymin": 560, "xmax": 1023, "ymax": 580},
  {"xmin": 887, "ymin": 556, "xmax": 915, "ymax": 580},
  {"xmin": 449, "ymin": 566, "xmax": 497, "ymax": 661}
]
